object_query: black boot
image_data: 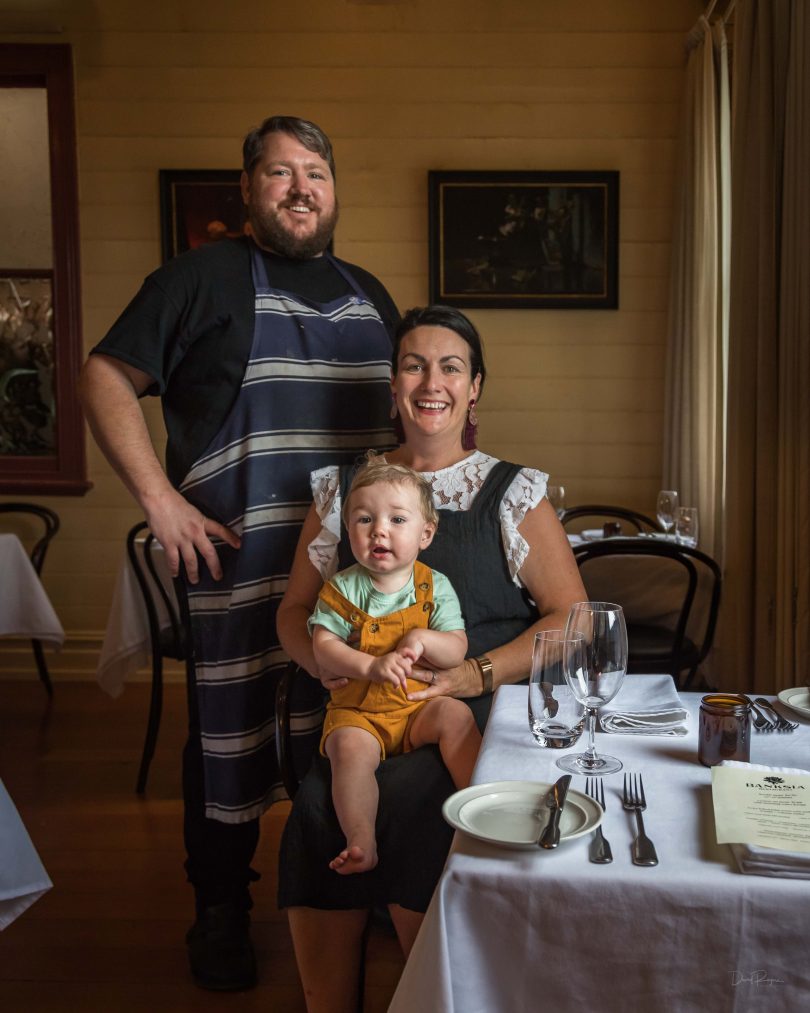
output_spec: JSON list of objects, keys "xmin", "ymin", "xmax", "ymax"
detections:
[{"xmin": 186, "ymin": 902, "xmax": 257, "ymax": 991}]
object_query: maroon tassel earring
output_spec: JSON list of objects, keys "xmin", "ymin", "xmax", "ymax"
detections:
[{"xmin": 462, "ymin": 399, "xmax": 479, "ymax": 451}]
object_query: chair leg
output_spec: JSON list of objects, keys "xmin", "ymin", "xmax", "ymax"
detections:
[
  {"xmin": 31, "ymin": 639, "xmax": 54, "ymax": 698},
  {"xmin": 136, "ymin": 651, "xmax": 164, "ymax": 794}
]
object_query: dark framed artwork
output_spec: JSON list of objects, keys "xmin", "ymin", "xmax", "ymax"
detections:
[
  {"xmin": 0, "ymin": 44, "xmax": 89, "ymax": 495},
  {"xmin": 428, "ymin": 170, "xmax": 619, "ymax": 309},
  {"xmin": 159, "ymin": 169, "xmax": 247, "ymax": 262}
]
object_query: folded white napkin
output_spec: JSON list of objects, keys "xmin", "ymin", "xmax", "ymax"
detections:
[
  {"xmin": 599, "ymin": 673, "xmax": 689, "ymax": 736},
  {"xmin": 721, "ymin": 761, "xmax": 810, "ymax": 879}
]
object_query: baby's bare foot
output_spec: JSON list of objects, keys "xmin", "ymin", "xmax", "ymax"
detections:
[{"xmin": 329, "ymin": 840, "xmax": 378, "ymax": 876}]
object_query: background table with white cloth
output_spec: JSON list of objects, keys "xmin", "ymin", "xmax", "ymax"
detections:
[
  {"xmin": 0, "ymin": 778, "xmax": 52, "ymax": 930},
  {"xmin": 0, "ymin": 533, "xmax": 64, "ymax": 649},
  {"xmin": 389, "ymin": 679, "xmax": 810, "ymax": 1013}
]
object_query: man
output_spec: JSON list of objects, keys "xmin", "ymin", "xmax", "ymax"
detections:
[{"xmin": 79, "ymin": 116, "xmax": 398, "ymax": 990}]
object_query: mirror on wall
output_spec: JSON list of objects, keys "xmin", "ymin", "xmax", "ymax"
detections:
[{"xmin": 0, "ymin": 44, "xmax": 88, "ymax": 494}]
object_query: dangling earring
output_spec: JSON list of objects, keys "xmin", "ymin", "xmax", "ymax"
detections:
[
  {"xmin": 462, "ymin": 399, "xmax": 479, "ymax": 451},
  {"xmin": 390, "ymin": 395, "xmax": 398, "ymax": 420}
]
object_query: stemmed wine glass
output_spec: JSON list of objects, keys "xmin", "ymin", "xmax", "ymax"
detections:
[
  {"xmin": 656, "ymin": 490, "xmax": 679, "ymax": 536},
  {"xmin": 556, "ymin": 601, "xmax": 628, "ymax": 776},
  {"xmin": 547, "ymin": 485, "xmax": 565, "ymax": 519}
]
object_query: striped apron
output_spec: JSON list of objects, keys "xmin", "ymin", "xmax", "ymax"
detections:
[{"xmin": 179, "ymin": 242, "xmax": 393, "ymax": 823}]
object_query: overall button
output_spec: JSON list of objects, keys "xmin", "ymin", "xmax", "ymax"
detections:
[{"xmin": 369, "ymin": 622, "xmax": 380, "ymax": 633}]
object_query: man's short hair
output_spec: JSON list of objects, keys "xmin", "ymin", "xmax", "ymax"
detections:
[{"xmin": 242, "ymin": 115, "xmax": 336, "ymax": 178}]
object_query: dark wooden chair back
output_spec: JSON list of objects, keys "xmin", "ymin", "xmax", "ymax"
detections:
[
  {"xmin": 572, "ymin": 539, "xmax": 721, "ymax": 689},
  {"xmin": 126, "ymin": 521, "xmax": 189, "ymax": 793},
  {"xmin": 561, "ymin": 504, "xmax": 661, "ymax": 536}
]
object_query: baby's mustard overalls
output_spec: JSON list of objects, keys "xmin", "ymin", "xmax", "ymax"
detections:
[{"xmin": 318, "ymin": 561, "xmax": 435, "ymax": 758}]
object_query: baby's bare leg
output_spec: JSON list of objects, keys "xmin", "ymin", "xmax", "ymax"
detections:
[
  {"xmin": 407, "ymin": 699, "xmax": 481, "ymax": 789},
  {"xmin": 324, "ymin": 726, "xmax": 382, "ymax": 875}
]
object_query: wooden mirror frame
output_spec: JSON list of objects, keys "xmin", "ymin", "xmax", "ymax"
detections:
[{"xmin": 0, "ymin": 43, "xmax": 89, "ymax": 495}]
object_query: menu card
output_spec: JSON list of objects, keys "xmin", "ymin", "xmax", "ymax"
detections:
[{"xmin": 712, "ymin": 765, "xmax": 810, "ymax": 853}]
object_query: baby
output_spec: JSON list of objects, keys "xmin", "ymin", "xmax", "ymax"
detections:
[{"xmin": 310, "ymin": 460, "xmax": 482, "ymax": 874}]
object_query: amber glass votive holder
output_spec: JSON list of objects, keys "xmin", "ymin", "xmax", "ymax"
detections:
[{"xmin": 698, "ymin": 693, "xmax": 752, "ymax": 767}]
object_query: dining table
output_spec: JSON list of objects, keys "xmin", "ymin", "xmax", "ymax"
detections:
[
  {"xmin": 0, "ymin": 778, "xmax": 52, "ymax": 930},
  {"xmin": 0, "ymin": 533, "xmax": 64, "ymax": 649},
  {"xmin": 388, "ymin": 677, "xmax": 810, "ymax": 1013}
]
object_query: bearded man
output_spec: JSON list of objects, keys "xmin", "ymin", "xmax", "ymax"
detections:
[{"xmin": 79, "ymin": 116, "xmax": 399, "ymax": 991}]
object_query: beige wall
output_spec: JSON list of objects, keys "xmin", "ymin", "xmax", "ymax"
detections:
[{"xmin": 0, "ymin": 0, "xmax": 702, "ymax": 679}]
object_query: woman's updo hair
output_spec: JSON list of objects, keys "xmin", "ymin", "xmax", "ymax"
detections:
[{"xmin": 392, "ymin": 305, "xmax": 487, "ymax": 396}]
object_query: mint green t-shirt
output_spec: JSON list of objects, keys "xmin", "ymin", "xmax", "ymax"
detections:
[{"xmin": 309, "ymin": 563, "xmax": 465, "ymax": 642}]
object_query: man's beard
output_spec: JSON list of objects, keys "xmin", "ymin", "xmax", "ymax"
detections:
[{"xmin": 248, "ymin": 199, "xmax": 339, "ymax": 260}]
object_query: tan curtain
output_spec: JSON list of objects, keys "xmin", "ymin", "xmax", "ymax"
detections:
[
  {"xmin": 720, "ymin": 0, "xmax": 810, "ymax": 693},
  {"xmin": 663, "ymin": 16, "xmax": 730, "ymax": 563}
]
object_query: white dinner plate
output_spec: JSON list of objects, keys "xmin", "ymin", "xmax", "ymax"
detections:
[
  {"xmin": 777, "ymin": 687, "xmax": 810, "ymax": 720},
  {"xmin": 442, "ymin": 780, "xmax": 602, "ymax": 849}
]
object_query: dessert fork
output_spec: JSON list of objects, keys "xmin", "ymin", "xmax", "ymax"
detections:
[
  {"xmin": 584, "ymin": 777, "xmax": 612, "ymax": 864},
  {"xmin": 749, "ymin": 700, "xmax": 775, "ymax": 732},
  {"xmin": 755, "ymin": 697, "xmax": 798, "ymax": 732},
  {"xmin": 622, "ymin": 773, "xmax": 658, "ymax": 867}
]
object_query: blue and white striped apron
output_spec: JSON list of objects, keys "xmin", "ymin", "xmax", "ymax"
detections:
[{"xmin": 179, "ymin": 242, "xmax": 393, "ymax": 823}]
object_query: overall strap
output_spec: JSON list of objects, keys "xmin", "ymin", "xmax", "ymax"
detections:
[
  {"xmin": 470, "ymin": 460, "xmax": 522, "ymax": 516},
  {"xmin": 412, "ymin": 560, "xmax": 434, "ymax": 603},
  {"xmin": 318, "ymin": 581, "xmax": 369, "ymax": 628}
]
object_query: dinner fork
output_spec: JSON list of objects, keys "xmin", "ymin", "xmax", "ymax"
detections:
[
  {"xmin": 755, "ymin": 697, "xmax": 798, "ymax": 732},
  {"xmin": 584, "ymin": 777, "xmax": 612, "ymax": 864},
  {"xmin": 622, "ymin": 773, "xmax": 659, "ymax": 867}
]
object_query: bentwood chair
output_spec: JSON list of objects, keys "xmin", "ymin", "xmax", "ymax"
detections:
[
  {"xmin": 126, "ymin": 521, "xmax": 189, "ymax": 794},
  {"xmin": 561, "ymin": 504, "xmax": 661, "ymax": 536},
  {"xmin": 571, "ymin": 539, "xmax": 721, "ymax": 690},
  {"xmin": 0, "ymin": 502, "xmax": 60, "ymax": 697}
]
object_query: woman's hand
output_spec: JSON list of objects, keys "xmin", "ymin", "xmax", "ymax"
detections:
[{"xmin": 405, "ymin": 659, "xmax": 483, "ymax": 701}]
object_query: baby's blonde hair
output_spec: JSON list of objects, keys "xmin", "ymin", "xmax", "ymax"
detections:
[{"xmin": 343, "ymin": 456, "xmax": 438, "ymax": 528}]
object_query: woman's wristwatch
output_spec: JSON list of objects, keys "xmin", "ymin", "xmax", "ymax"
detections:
[{"xmin": 473, "ymin": 655, "xmax": 494, "ymax": 694}]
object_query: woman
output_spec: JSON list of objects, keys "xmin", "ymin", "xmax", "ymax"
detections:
[{"xmin": 276, "ymin": 305, "xmax": 585, "ymax": 1012}]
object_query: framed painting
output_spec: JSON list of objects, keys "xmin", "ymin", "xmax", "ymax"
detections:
[
  {"xmin": 428, "ymin": 170, "xmax": 619, "ymax": 309},
  {"xmin": 159, "ymin": 169, "xmax": 247, "ymax": 263}
]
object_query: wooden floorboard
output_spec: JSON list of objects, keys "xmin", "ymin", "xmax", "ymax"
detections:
[{"xmin": 0, "ymin": 681, "xmax": 404, "ymax": 1012}]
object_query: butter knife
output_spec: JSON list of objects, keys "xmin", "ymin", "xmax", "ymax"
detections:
[{"xmin": 538, "ymin": 774, "xmax": 572, "ymax": 849}]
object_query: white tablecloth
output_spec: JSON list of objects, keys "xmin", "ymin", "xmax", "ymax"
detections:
[
  {"xmin": 0, "ymin": 778, "xmax": 52, "ymax": 930},
  {"xmin": 96, "ymin": 541, "xmax": 176, "ymax": 698},
  {"xmin": 0, "ymin": 533, "xmax": 64, "ymax": 647},
  {"xmin": 389, "ymin": 679, "xmax": 810, "ymax": 1013}
]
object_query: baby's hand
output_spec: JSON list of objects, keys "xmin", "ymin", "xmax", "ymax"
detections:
[
  {"xmin": 368, "ymin": 651, "xmax": 413, "ymax": 690},
  {"xmin": 396, "ymin": 630, "xmax": 426, "ymax": 663}
]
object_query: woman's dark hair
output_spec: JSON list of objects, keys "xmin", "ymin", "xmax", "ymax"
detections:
[
  {"xmin": 392, "ymin": 305, "xmax": 487, "ymax": 395},
  {"xmin": 242, "ymin": 115, "xmax": 336, "ymax": 179}
]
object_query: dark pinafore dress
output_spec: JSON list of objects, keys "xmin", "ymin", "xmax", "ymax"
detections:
[
  {"xmin": 179, "ymin": 243, "xmax": 393, "ymax": 824},
  {"xmin": 279, "ymin": 458, "xmax": 537, "ymax": 911}
]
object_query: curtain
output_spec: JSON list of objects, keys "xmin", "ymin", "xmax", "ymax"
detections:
[
  {"xmin": 721, "ymin": 0, "xmax": 810, "ymax": 693},
  {"xmin": 663, "ymin": 16, "xmax": 730, "ymax": 564}
]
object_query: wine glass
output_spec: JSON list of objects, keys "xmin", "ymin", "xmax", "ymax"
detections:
[
  {"xmin": 556, "ymin": 601, "xmax": 628, "ymax": 776},
  {"xmin": 656, "ymin": 489, "xmax": 679, "ymax": 536},
  {"xmin": 547, "ymin": 485, "xmax": 565, "ymax": 519},
  {"xmin": 675, "ymin": 506, "xmax": 699, "ymax": 548}
]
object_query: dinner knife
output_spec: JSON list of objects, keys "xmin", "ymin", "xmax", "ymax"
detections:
[{"xmin": 538, "ymin": 774, "xmax": 572, "ymax": 849}]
